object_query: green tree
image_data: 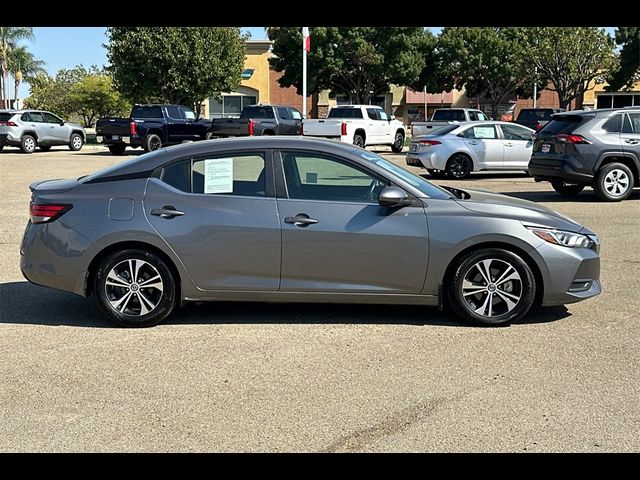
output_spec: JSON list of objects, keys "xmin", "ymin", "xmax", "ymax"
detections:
[
  {"xmin": 606, "ymin": 27, "xmax": 640, "ymax": 91},
  {"xmin": 7, "ymin": 46, "xmax": 46, "ymax": 108},
  {"xmin": 523, "ymin": 27, "xmax": 617, "ymax": 110},
  {"xmin": 25, "ymin": 65, "xmax": 130, "ymax": 127},
  {"xmin": 268, "ymin": 27, "xmax": 434, "ymax": 105},
  {"xmin": 437, "ymin": 27, "xmax": 540, "ymax": 120},
  {"xmin": 106, "ymin": 27, "xmax": 247, "ymax": 111},
  {"xmin": 0, "ymin": 27, "xmax": 33, "ymax": 108}
]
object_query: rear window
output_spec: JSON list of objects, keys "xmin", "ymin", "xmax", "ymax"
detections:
[
  {"xmin": 432, "ymin": 110, "xmax": 466, "ymax": 121},
  {"xmin": 240, "ymin": 106, "xmax": 275, "ymax": 119},
  {"xmin": 327, "ymin": 108, "xmax": 364, "ymax": 119},
  {"xmin": 538, "ymin": 115, "xmax": 585, "ymax": 135},
  {"xmin": 0, "ymin": 112, "xmax": 13, "ymax": 122},
  {"xmin": 132, "ymin": 106, "xmax": 163, "ymax": 119},
  {"xmin": 517, "ymin": 109, "xmax": 556, "ymax": 121}
]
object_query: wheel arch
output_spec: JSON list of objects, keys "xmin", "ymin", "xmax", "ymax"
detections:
[
  {"xmin": 70, "ymin": 129, "xmax": 85, "ymax": 140},
  {"xmin": 146, "ymin": 129, "xmax": 164, "ymax": 142},
  {"xmin": 595, "ymin": 154, "xmax": 639, "ymax": 182},
  {"xmin": 354, "ymin": 128, "xmax": 366, "ymax": 142},
  {"xmin": 441, "ymin": 241, "xmax": 544, "ymax": 308},
  {"xmin": 22, "ymin": 130, "xmax": 39, "ymax": 141}
]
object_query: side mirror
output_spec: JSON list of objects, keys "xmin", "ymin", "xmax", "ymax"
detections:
[
  {"xmin": 60, "ymin": 121, "xmax": 65, "ymax": 126},
  {"xmin": 378, "ymin": 186, "xmax": 412, "ymax": 207}
]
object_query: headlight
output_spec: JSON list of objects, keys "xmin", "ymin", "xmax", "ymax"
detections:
[{"xmin": 526, "ymin": 226, "xmax": 594, "ymax": 248}]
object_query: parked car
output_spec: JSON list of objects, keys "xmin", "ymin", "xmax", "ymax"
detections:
[
  {"xmin": 207, "ymin": 104, "xmax": 302, "ymax": 138},
  {"xmin": 406, "ymin": 121, "xmax": 535, "ymax": 179},
  {"xmin": 529, "ymin": 108, "xmax": 640, "ymax": 201},
  {"xmin": 95, "ymin": 104, "xmax": 211, "ymax": 155},
  {"xmin": 0, "ymin": 109, "xmax": 85, "ymax": 154},
  {"xmin": 21, "ymin": 137, "xmax": 601, "ymax": 328},
  {"xmin": 514, "ymin": 107, "xmax": 565, "ymax": 131},
  {"xmin": 302, "ymin": 105, "xmax": 406, "ymax": 152},
  {"xmin": 410, "ymin": 108, "xmax": 489, "ymax": 137}
]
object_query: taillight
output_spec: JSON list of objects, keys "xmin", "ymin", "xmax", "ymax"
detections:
[
  {"xmin": 0, "ymin": 120, "xmax": 17, "ymax": 126},
  {"xmin": 555, "ymin": 134, "xmax": 590, "ymax": 144},
  {"xmin": 535, "ymin": 122, "xmax": 543, "ymax": 131},
  {"xmin": 418, "ymin": 140, "xmax": 441, "ymax": 146},
  {"xmin": 130, "ymin": 121, "xmax": 138, "ymax": 136},
  {"xmin": 29, "ymin": 202, "xmax": 72, "ymax": 224},
  {"xmin": 248, "ymin": 120, "xmax": 255, "ymax": 136},
  {"xmin": 341, "ymin": 122, "xmax": 347, "ymax": 136}
]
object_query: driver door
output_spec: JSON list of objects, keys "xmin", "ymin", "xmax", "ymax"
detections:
[
  {"xmin": 276, "ymin": 150, "xmax": 429, "ymax": 293},
  {"xmin": 42, "ymin": 112, "xmax": 68, "ymax": 144}
]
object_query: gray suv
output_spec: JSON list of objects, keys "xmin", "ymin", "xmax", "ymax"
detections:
[
  {"xmin": 529, "ymin": 108, "xmax": 640, "ymax": 201},
  {"xmin": 0, "ymin": 109, "xmax": 86, "ymax": 154}
]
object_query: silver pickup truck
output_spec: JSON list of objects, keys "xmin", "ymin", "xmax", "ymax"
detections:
[{"xmin": 410, "ymin": 108, "xmax": 489, "ymax": 137}]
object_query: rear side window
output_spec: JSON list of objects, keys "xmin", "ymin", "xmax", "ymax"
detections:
[
  {"xmin": 538, "ymin": 116, "xmax": 584, "ymax": 135},
  {"xmin": 165, "ymin": 106, "xmax": 182, "ymax": 120},
  {"xmin": 132, "ymin": 106, "xmax": 163, "ymax": 119},
  {"xmin": 432, "ymin": 110, "xmax": 466, "ymax": 121},
  {"xmin": 327, "ymin": 108, "xmax": 363, "ymax": 119},
  {"xmin": 517, "ymin": 109, "xmax": 555, "ymax": 121},
  {"xmin": 602, "ymin": 115, "xmax": 622, "ymax": 133},
  {"xmin": 161, "ymin": 161, "xmax": 191, "ymax": 193},
  {"xmin": 240, "ymin": 106, "xmax": 275, "ymax": 119}
]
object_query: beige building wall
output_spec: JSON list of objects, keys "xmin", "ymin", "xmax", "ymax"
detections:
[{"xmin": 583, "ymin": 78, "xmax": 640, "ymax": 108}]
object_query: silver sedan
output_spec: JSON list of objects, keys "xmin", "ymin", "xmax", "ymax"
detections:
[
  {"xmin": 21, "ymin": 137, "xmax": 600, "ymax": 327},
  {"xmin": 406, "ymin": 121, "xmax": 535, "ymax": 179}
]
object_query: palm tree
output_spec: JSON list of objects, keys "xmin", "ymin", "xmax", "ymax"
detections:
[
  {"xmin": 0, "ymin": 27, "xmax": 33, "ymax": 108},
  {"xmin": 8, "ymin": 46, "xmax": 46, "ymax": 108}
]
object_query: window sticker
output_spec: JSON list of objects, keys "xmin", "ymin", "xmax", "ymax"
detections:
[
  {"xmin": 473, "ymin": 127, "xmax": 495, "ymax": 139},
  {"xmin": 204, "ymin": 158, "xmax": 234, "ymax": 193}
]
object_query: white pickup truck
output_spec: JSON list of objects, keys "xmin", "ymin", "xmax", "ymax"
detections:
[
  {"xmin": 410, "ymin": 108, "xmax": 489, "ymax": 137},
  {"xmin": 302, "ymin": 105, "xmax": 407, "ymax": 152}
]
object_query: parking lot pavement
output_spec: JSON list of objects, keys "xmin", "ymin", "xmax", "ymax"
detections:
[{"xmin": 1, "ymin": 146, "xmax": 639, "ymax": 452}]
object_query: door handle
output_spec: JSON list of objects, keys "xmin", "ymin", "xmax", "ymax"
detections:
[
  {"xmin": 467, "ymin": 141, "xmax": 478, "ymax": 145},
  {"xmin": 284, "ymin": 213, "xmax": 318, "ymax": 227},
  {"xmin": 150, "ymin": 206, "xmax": 184, "ymax": 219},
  {"xmin": 624, "ymin": 139, "xmax": 639, "ymax": 145},
  {"xmin": 49, "ymin": 126, "xmax": 55, "ymax": 129},
  {"xmin": 504, "ymin": 143, "xmax": 514, "ymax": 147}
]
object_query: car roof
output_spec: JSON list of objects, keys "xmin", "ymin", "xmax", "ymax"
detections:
[
  {"xmin": 553, "ymin": 108, "xmax": 640, "ymax": 117},
  {"xmin": 331, "ymin": 105, "xmax": 382, "ymax": 109}
]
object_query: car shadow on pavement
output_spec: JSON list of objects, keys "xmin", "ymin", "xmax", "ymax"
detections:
[
  {"xmin": 0, "ymin": 281, "xmax": 572, "ymax": 328},
  {"xmin": 420, "ymin": 172, "xmax": 531, "ymax": 181},
  {"xmin": 500, "ymin": 189, "xmax": 640, "ymax": 203}
]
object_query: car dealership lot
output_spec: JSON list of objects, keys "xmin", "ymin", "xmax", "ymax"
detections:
[{"xmin": 1, "ymin": 146, "xmax": 638, "ymax": 452}]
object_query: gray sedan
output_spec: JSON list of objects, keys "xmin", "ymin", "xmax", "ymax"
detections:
[
  {"xmin": 20, "ymin": 137, "xmax": 601, "ymax": 327},
  {"xmin": 0, "ymin": 109, "xmax": 85, "ymax": 153}
]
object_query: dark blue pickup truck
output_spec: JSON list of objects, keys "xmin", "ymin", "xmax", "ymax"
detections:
[{"xmin": 95, "ymin": 104, "xmax": 212, "ymax": 155}]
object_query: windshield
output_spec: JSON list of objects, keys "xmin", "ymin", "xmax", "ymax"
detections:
[{"xmin": 357, "ymin": 150, "xmax": 452, "ymax": 199}]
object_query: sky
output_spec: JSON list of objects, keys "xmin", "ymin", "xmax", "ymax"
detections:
[{"xmin": 16, "ymin": 26, "xmax": 614, "ymax": 98}]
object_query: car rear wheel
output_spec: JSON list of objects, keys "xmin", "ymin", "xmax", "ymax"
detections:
[
  {"xmin": 391, "ymin": 131, "xmax": 405, "ymax": 153},
  {"xmin": 20, "ymin": 134, "xmax": 36, "ymax": 154},
  {"xmin": 39, "ymin": 146, "xmax": 52, "ymax": 152},
  {"xmin": 69, "ymin": 133, "xmax": 84, "ymax": 151},
  {"xmin": 94, "ymin": 249, "xmax": 177, "ymax": 327},
  {"xmin": 145, "ymin": 133, "xmax": 162, "ymax": 152},
  {"xmin": 446, "ymin": 154, "xmax": 473, "ymax": 179},
  {"xmin": 447, "ymin": 248, "xmax": 536, "ymax": 326},
  {"xmin": 108, "ymin": 144, "xmax": 126, "ymax": 155},
  {"xmin": 353, "ymin": 134, "xmax": 365, "ymax": 148},
  {"xmin": 551, "ymin": 182, "xmax": 585, "ymax": 196},
  {"xmin": 0, "ymin": 145, "xmax": 4, "ymax": 152},
  {"xmin": 594, "ymin": 163, "xmax": 634, "ymax": 201}
]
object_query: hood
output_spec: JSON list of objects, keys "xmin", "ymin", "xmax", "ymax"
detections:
[
  {"xmin": 455, "ymin": 188, "xmax": 586, "ymax": 233},
  {"xmin": 66, "ymin": 122, "xmax": 84, "ymax": 130}
]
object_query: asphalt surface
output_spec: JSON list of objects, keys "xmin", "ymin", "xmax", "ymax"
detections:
[{"xmin": 1, "ymin": 144, "xmax": 639, "ymax": 452}]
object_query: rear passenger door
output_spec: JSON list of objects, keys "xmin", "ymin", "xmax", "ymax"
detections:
[
  {"xmin": 499, "ymin": 123, "xmax": 534, "ymax": 169},
  {"xmin": 621, "ymin": 113, "xmax": 640, "ymax": 160}
]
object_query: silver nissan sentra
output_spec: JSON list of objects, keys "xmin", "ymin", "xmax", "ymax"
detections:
[{"xmin": 20, "ymin": 137, "xmax": 601, "ymax": 327}]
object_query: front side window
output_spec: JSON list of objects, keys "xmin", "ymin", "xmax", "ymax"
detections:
[
  {"xmin": 277, "ymin": 107, "xmax": 291, "ymax": 120},
  {"xmin": 42, "ymin": 112, "xmax": 62, "ymax": 124},
  {"xmin": 281, "ymin": 151, "xmax": 387, "ymax": 203},
  {"xmin": 160, "ymin": 153, "xmax": 266, "ymax": 198},
  {"xmin": 290, "ymin": 109, "xmax": 302, "ymax": 120},
  {"xmin": 501, "ymin": 124, "xmax": 532, "ymax": 141},
  {"xmin": 180, "ymin": 107, "xmax": 196, "ymax": 121},
  {"xmin": 378, "ymin": 111, "xmax": 389, "ymax": 121},
  {"xmin": 627, "ymin": 113, "xmax": 640, "ymax": 134}
]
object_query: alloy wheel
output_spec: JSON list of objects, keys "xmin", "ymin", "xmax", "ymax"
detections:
[
  {"xmin": 461, "ymin": 258, "xmax": 523, "ymax": 318},
  {"xmin": 603, "ymin": 169, "xmax": 630, "ymax": 198},
  {"xmin": 104, "ymin": 259, "xmax": 164, "ymax": 316}
]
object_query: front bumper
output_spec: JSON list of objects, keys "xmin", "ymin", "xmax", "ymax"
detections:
[{"xmin": 528, "ymin": 157, "xmax": 594, "ymax": 184}]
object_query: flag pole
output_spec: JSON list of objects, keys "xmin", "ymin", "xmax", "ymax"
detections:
[{"xmin": 302, "ymin": 27, "xmax": 308, "ymax": 119}]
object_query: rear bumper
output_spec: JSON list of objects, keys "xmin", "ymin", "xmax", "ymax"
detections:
[
  {"xmin": 528, "ymin": 157, "xmax": 594, "ymax": 184},
  {"xmin": 406, "ymin": 149, "xmax": 447, "ymax": 170},
  {"xmin": 95, "ymin": 134, "xmax": 144, "ymax": 147},
  {"xmin": 0, "ymin": 133, "xmax": 21, "ymax": 146}
]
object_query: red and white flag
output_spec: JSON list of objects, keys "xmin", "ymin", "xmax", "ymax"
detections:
[{"xmin": 303, "ymin": 27, "xmax": 310, "ymax": 51}]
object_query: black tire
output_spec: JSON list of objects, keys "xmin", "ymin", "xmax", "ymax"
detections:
[
  {"xmin": 144, "ymin": 133, "xmax": 162, "ymax": 152},
  {"xmin": 593, "ymin": 162, "xmax": 634, "ymax": 202},
  {"xmin": 68, "ymin": 133, "xmax": 84, "ymax": 151},
  {"xmin": 94, "ymin": 249, "xmax": 177, "ymax": 328},
  {"xmin": 0, "ymin": 145, "xmax": 3, "ymax": 152},
  {"xmin": 427, "ymin": 169, "xmax": 447, "ymax": 178},
  {"xmin": 20, "ymin": 134, "xmax": 36, "ymax": 154},
  {"xmin": 391, "ymin": 131, "xmax": 405, "ymax": 153},
  {"xmin": 447, "ymin": 248, "xmax": 536, "ymax": 327},
  {"xmin": 39, "ymin": 146, "xmax": 52, "ymax": 152},
  {"xmin": 353, "ymin": 133, "xmax": 365, "ymax": 148},
  {"xmin": 446, "ymin": 153, "xmax": 473, "ymax": 179},
  {"xmin": 108, "ymin": 144, "xmax": 127, "ymax": 155},
  {"xmin": 551, "ymin": 182, "xmax": 585, "ymax": 196},
  {"xmin": 205, "ymin": 131, "xmax": 216, "ymax": 140}
]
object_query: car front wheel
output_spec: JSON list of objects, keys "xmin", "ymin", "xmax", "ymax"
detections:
[
  {"xmin": 391, "ymin": 131, "xmax": 404, "ymax": 153},
  {"xmin": 447, "ymin": 248, "xmax": 536, "ymax": 326},
  {"xmin": 94, "ymin": 249, "xmax": 177, "ymax": 327},
  {"xmin": 69, "ymin": 133, "xmax": 84, "ymax": 151}
]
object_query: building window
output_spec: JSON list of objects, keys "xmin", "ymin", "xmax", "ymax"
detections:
[
  {"xmin": 596, "ymin": 93, "xmax": 640, "ymax": 109},
  {"xmin": 209, "ymin": 95, "xmax": 258, "ymax": 118}
]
